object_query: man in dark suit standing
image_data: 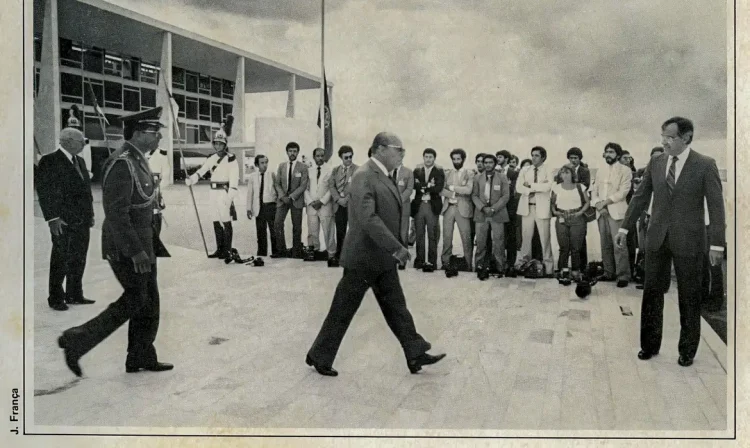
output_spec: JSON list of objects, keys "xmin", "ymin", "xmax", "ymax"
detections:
[
  {"xmin": 329, "ymin": 145, "xmax": 358, "ymax": 264},
  {"xmin": 57, "ymin": 107, "xmax": 173, "ymax": 376},
  {"xmin": 473, "ymin": 154, "xmax": 511, "ymax": 280},
  {"xmin": 37, "ymin": 127, "xmax": 95, "ymax": 311},
  {"xmin": 411, "ymin": 148, "xmax": 445, "ymax": 272},
  {"xmin": 616, "ymin": 117, "xmax": 725, "ymax": 367},
  {"xmin": 566, "ymin": 147, "xmax": 590, "ymax": 268},
  {"xmin": 306, "ymin": 132, "xmax": 446, "ymax": 377},
  {"xmin": 272, "ymin": 142, "xmax": 309, "ymax": 258},
  {"xmin": 246, "ymin": 154, "xmax": 278, "ymax": 257}
]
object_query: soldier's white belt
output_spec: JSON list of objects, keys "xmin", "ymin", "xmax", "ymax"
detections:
[{"xmin": 210, "ymin": 182, "xmax": 229, "ymax": 190}]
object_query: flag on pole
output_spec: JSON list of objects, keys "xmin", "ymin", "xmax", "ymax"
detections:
[
  {"xmin": 316, "ymin": 70, "xmax": 333, "ymax": 162},
  {"xmin": 160, "ymin": 72, "xmax": 182, "ymax": 140},
  {"xmin": 85, "ymin": 83, "xmax": 109, "ymax": 125}
]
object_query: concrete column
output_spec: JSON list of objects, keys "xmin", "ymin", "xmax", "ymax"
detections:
[
  {"xmin": 285, "ymin": 74, "xmax": 296, "ymax": 118},
  {"xmin": 232, "ymin": 56, "xmax": 246, "ymax": 183},
  {"xmin": 34, "ymin": 0, "xmax": 61, "ymax": 156},
  {"xmin": 157, "ymin": 31, "xmax": 174, "ymax": 185}
]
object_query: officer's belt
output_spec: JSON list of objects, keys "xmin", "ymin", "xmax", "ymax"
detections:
[{"xmin": 210, "ymin": 182, "xmax": 229, "ymax": 190}]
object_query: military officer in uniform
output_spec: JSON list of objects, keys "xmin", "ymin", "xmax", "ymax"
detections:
[
  {"xmin": 57, "ymin": 106, "xmax": 173, "ymax": 377},
  {"xmin": 146, "ymin": 146, "xmax": 170, "ymax": 237},
  {"xmin": 185, "ymin": 117, "xmax": 239, "ymax": 262}
]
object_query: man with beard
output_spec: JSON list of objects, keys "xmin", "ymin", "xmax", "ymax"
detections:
[
  {"xmin": 412, "ymin": 148, "xmax": 445, "ymax": 272},
  {"xmin": 306, "ymin": 132, "xmax": 445, "ymax": 376},
  {"xmin": 440, "ymin": 148, "xmax": 474, "ymax": 275},
  {"xmin": 272, "ymin": 141, "xmax": 309, "ymax": 258},
  {"xmin": 591, "ymin": 143, "xmax": 632, "ymax": 287},
  {"xmin": 185, "ymin": 119, "xmax": 240, "ymax": 262},
  {"xmin": 469, "ymin": 153, "xmax": 487, "ymax": 247},
  {"xmin": 329, "ymin": 145, "xmax": 357, "ymax": 264},
  {"xmin": 57, "ymin": 107, "xmax": 172, "ymax": 376}
]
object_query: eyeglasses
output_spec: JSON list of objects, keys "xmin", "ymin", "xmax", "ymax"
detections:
[
  {"xmin": 342, "ymin": 155, "xmax": 352, "ymax": 160},
  {"xmin": 382, "ymin": 144, "xmax": 404, "ymax": 153},
  {"xmin": 660, "ymin": 134, "xmax": 679, "ymax": 142}
]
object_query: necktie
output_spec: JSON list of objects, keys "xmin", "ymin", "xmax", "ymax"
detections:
[
  {"xmin": 485, "ymin": 175, "xmax": 492, "ymax": 203},
  {"xmin": 71, "ymin": 156, "xmax": 83, "ymax": 180},
  {"xmin": 287, "ymin": 162, "xmax": 293, "ymax": 193},
  {"xmin": 390, "ymin": 169, "xmax": 398, "ymax": 186},
  {"xmin": 529, "ymin": 167, "xmax": 538, "ymax": 200},
  {"xmin": 259, "ymin": 172, "xmax": 265, "ymax": 203},
  {"xmin": 666, "ymin": 156, "xmax": 678, "ymax": 195},
  {"xmin": 317, "ymin": 166, "xmax": 321, "ymax": 182}
]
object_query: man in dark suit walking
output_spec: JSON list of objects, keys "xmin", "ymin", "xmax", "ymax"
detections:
[
  {"xmin": 411, "ymin": 148, "xmax": 445, "ymax": 272},
  {"xmin": 616, "ymin": 117, "xmax": 725, "ymax": 367},
  {"xmin": 57, "ymin": 107, "xmax": 173, "ymax": 377},
  {"xmin": 272, "ymin": 142, "xmax": 309, "ymax": 258},
  {"xmin": 306, "ymin": 132, "xmax": 446, "ymax": 376},
  {"xmin": 36, "ymin": 127, "xmax": 95, "ymax": 311}
]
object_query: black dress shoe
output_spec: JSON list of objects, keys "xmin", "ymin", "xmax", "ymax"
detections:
[
  {"xmin": 636, "ymin": 283, "xmax": 644, "ymax": 290},
  {"xmin": 678, "ymin": 355, "xmax": 694, "ymax": 367},
  {"xmin": 66, "ymin": 297, "xmax": 95, "ymax": 305},
  {"xmin": 445, "ymin": 267, "xmax": 458, "ymax": 278},
  {"xmin": 126, "ymin": 361, "xmax": 174, "ymax": 373},
  {"xmin": 505, "ymin": 267, "xmax": 518, "ymax": 278},
  {"xmin": 638, "ymin": 350, "xmax": 659, "ymax": 360},
  {"xmin": 49, "ymin": 302, "xmax": 69, "ymax": 311},
  {"xmin": 477, "ymin": 269, "xmax": 489, "ymax": 281},
  {"xmin": 398, "ymin": 264, "xmax": 406, "ymax": 270},
  {"xmin": 616, "ymin": 280, "xmax": 629, "ymax": 288},
  {"xmin": 57, "ymin": 331, "xmax": 83, "ymax": 377},
  {"xmin": 422, "ymin": 263, "xmax": 435, "ymax": 273},
  {"xmin": 407, "ymin": 353, "xmax": 446, "ymax": 374},
  {"xmin": 270, "ymin": 251, "xmax": 286, "ymax": 259},
  {"xmin": 598, "ymin": 275, "xmax": 616, "ymax": 282},
  {"xmin": 208, "ymin": 250, "xmax": 222, "ymax": 258},
  {"xmin": 306, "ymin": 355, "xmax": 338, "ymax": 377},
  {"xmin": 413, "ymin": 260, "xmax": 424, "ymax": 269},
  {"xmin": 328, "ymin": 257, "xmax": 340, "ymax": 268}
]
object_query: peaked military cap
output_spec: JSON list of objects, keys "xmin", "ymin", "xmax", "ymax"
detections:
[{"xmin": 119, "ymin": 106, "xmax": 166, "ymax": 129}]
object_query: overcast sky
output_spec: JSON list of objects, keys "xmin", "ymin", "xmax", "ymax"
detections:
[{"xmin": 118, "ymin": 0, "xmax": 728, "ymax": 170}]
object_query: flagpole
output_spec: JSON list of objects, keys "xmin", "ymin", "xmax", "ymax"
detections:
[
  {"xmin": 320, "ymin": 0, "xmax": 326, "ymax": 150},
  {"xmin": 160, "ymin": 72, "xmax": 209, "ymax": 257}
]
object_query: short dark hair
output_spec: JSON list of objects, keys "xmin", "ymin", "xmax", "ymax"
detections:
[
  {"xmin": 662, "ymin": 116, "xmax": 694, "ymax": 144},
  {"xmin": 286, "ymin": 141, "xmax": 300, "ymax": 152},
  {"xmin": 482, "ymin": 154, "xmax": 498, "ymax": 165},
  {"xmin": 313, "ymin": 147, "xmax": 325, "ymax": 157},
  {"xmin": 254, "ymin": 154, "xmax": 268, "ymax": 167},
  {"xmin": 650, "ymin": 146, "xmax": 664, "ymax": 156},
  {"xmin": 423, "ymin": 148, "xmax": 437, "ymax": 158},
  {"xmin": 338, "ymin": 145, "xmax": 353, "ymax": 158},
  {"xmin": 450, "ymin": 148, "xmax": 466, "ymax": 161},
  {"xmin": 531, "ymin": 146, "xmax": 547, "ymax": 161},
  {"xmin": 475, "ymin": 153, "xmax": 486, "ymax": 162},
  {"xmin": 567, "ymin": 147, "xmax": 583, "ymax": 159},
  {"xmin": 510, "ymin": 155, "xmax": 519, "ymax": 163},
  {"xmin": 604, "ymin": 142, "xmax": 623, "ymax": 158},
  {"xmin": 520, "ymin": 158, "xmax": 532, "ymax": 168},
  {"xmin": 496, "ymin": 150, "xmax": 512, "ymax": 161}
]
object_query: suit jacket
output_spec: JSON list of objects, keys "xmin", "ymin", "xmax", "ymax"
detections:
[
  {"xmin": 440, "ymin": 168, "xmax": 474, "ymax": 218},
  {"xmin": 101, "ymin": 143, "xmax": 169, "ymax": 263},
  {"xmin": 505, "ymin": 169, "xmax": 520, "ymax": 216},
  {"xmin": 515, "ymin": 164, "xmax": 553, "ymax": 219},
  {"xmin": 305, "ymin": 164, "xmax": 334, "ymax": 217},
  {"xmin": 329, "ymin": 163, "xmax": 358, "ymax": 212},
  {"xmin": 472, "ymin": 172, "xmax": 510, "ymax": 223},
  {"xmin": 274, "ymin": 160, "xmax": 309, "ymax": 209},
  {"xmin": 245, "ymin": 170, "xmax": 277, "ymax": 216},
  {"xmin": 395, "ymin": 166, "xmax": 414, "ymax": 217},
  {"xmin": 590, "ymin": 162, "xmax": 632, "ymax": 220},
  {"xmin": 621, "ymin": 150, "xmax": 725, "ymax": 256},
  {"xmin": 411, "ymin": 165, "xmax": 445, "ymax": 217},
  {"xmin": 340, "ymin": 159, "xmax": 404, "ymax": 274},
  {"xmin": 575, "ymin": 165, "xmax": 591, "ymax": 188},
  {"xmin": 36, "ymin": 149, "xmax": 94, "ymax": 227}
]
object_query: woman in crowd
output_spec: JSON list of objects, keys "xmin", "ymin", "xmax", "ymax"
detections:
[{"xmin": 550, "ymin": 164, "xmax": 590, "ymax": 281}]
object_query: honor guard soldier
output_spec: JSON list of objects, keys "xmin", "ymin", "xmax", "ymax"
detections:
[
  {"xmin": 146, "ymin": 146, "xmax": 171, "ymax": 236},
  {"xmin": 185, "ymin": 115, "xmax": 240, "ymax": 262},
  {"xmin": 57, "ymin": 106, "xmax": 173, "ymax": 377}
]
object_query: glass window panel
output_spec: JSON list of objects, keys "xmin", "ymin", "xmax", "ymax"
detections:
[
  {"xmin": 123, "ymin": 88, "xmax": 140, "ymax": 112},
  {"xmin": 211, "ymin": 79, "xmax": 222, "ymax": 98},
  {"xmin": 59, "ymin": 38, "xmax": 82, "ymax": 65},
  {"xmin": 186, "ymin": 125, "xmax": 199, "ymax": 144},
  {"xmin": 174, "ymin": 94, "xmax": 186, "ymax": 117},
  {"xmin": 83, "ymin": 48, "xmax": 104, "ymax": 73},
  {"xmin": 104, "ymin": 81, "xmax": 122, "ymax": 104},
  {"xmin": 222, "ymin": 103, "xmax": 233, "ymax": 118},
  {"xmin": 123, "ymin": 59, "xmax": 140, "ymax": 81},
  {"xmin": 103, "ymin": 54, "xmax": 123, "ymax": 77},
  {"xmin": 172, "ymin": 66, "xmax": 185, "ymax": 86},
  {"xmin": 198, "ymin": 98, "xmax": 210, "ymax": 119},
  {"xmin": 199, "ymin": 125, "xmax": 212, "ymax": 143},
  {"xmin": 185, "ymin": 98, "xmax": 198, "ymax": 119},
  {"xmin": 141, "ymin": 88, "xmax": 156, "ymax": 108},
  {"xmin": 222, "ymin": 80, "xmax": 234, "ymax": 99},
  {"xmin": 60, "ymin": 72, "xmax": 83, "ymax": 98},
  {"xmin": 211, "ymin": 104, "xmax": 222, "ymax": 124},
  {"xmin": 198, "ymin": 74, "xmax": 210, "ymax": 93},
  {"xmin": 140, "ymin": 63, "xmax": 159, "ymax": 84},
  {"xmin": 186, "ymin": 72, "xmax": 198, "ymax": 93},
  {"xmin": 84, "ymin": 115, "xmax": 105, "ymax": 140}
]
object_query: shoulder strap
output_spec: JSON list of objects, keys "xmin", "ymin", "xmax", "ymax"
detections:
[
  {"xmin": 210, "ymin": 154, "xmax": 227, "ymax": 174},
  {"xmin": 575, "ymin": 183, "xmax": 587, "ymax": 207}
]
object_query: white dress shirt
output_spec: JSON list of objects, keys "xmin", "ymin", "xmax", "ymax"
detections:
[
  {"xmin": 259, "ymin": 171, "xmax": 276, "ymax": 203},
  {"xmin": 422, "ymin": 165, "xmax": 434, "ymax": 201},
  {"xmin": 370, "ymin": 156, "xmax": 389, "ymax": 177}
]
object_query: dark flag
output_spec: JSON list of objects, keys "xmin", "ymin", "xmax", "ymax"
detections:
[{"xmin": 317, "ymin": 70, "xmax": 333, "ymax": 162}]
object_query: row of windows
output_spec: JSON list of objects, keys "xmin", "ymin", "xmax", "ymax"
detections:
[{"xmin": 34, "ymin": 36, "xmax": 235, "ymax": 98}]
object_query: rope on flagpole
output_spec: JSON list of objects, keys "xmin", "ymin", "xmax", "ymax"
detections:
[{"xmin": 160, "ymin": 72, "xmax": 210, "ymax": 257}]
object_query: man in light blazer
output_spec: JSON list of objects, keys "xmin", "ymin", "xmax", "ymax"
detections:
[
  {"xmin": 329, "ymin": 145, "xmax": 358, "ymax": 263},
  {"xmin": 273, "ymin": 141, "xmax": 309, "ymax": 258},
  {"xmin": 304, "ymin": 148, "xmax": 336, "ymax": 265},
  {"xmin": 440, "ymin": 149, "xmax": 474, "ymax": 273},
  {"xmin": 591, "ymin": 142, "xmax": 632, "ymax": 287},
  {"xmin": 472, "ymin": 154, "xmax": 511, "ymax": 279},
  {"xmin": 515, "ymin": 146, "xmax": 554, "ymax": 275},
  {"xmin": 246, "ymin": 154, "xmax": 278, "ymax": 257},
  {"xmin": 393, "ymin": 161, "xmax": 414, "ymax": 269},
  {"xmin": 306, "ymin": 132, "xmax": 445, "ymax": 377},
  {"xmin": 616, "ymin": 117, "xmax": 725, "ymax": 367}
]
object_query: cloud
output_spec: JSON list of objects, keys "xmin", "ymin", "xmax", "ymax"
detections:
[{"xmin": 129, "ymin": 0, "xmax": 349, "ymax": 23}]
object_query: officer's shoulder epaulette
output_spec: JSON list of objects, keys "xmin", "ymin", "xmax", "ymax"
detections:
[
  {"xmin": 228, "ymin": 154, "xmax": 236, "ymax": 162},
  {"xmin": 118, "ymin": 150, "xmax": 131, "ymax": 159}
]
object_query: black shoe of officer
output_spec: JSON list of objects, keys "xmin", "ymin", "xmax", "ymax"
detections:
[
  {"xmin": 477, "ymin": 268, "xmax": 489, "ymax": 281},
  {"xmin": 445, "ymin": 266, "xmax": 458, "ymax": 278}
]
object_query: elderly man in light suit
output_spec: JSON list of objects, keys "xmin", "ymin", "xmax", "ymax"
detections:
[
  {"xmin": 472, "ymin": 154, "xmax": 511, "ymax": 279},
  {"xmin": 306, "ymin": 132, "xmax": 445, "ymax": 377},
  {"xmin": 392, "ymin": 161, "xmax": 414, "ymax": 270},
  {"xmin": 273, "ymin": 141, "xmax": 309, "ymax": 258},
  {"xmin": 515, "ymin": 146, "xmax": 554, "ymax": 275},
  {"xmin": 304, "ymin": 147, "xmax": 337, "ymax": 265},
  {"xmin": 591, "ymin": 142, "xmax": 632, "ymax": 287},
  {"xmin": 440, "ymin": 148, "xmax": 475, "ymax": 273}
]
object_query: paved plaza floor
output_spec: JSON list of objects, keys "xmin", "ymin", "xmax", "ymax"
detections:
[{"xmin": 29, "ymin": 184, "xmax": 730, "ymax": 436}]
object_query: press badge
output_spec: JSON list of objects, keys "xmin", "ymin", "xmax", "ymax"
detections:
[
  {"xmin": 295, "ymin": 172, "xmax": 302, "ymax": 178},
  {"xmin": 493, "ymin": 185, "xmax": 501, "ymax": 191},
  {"xmin": 398, "ymin": 180, "xmax": 404, "ymax": 186}
]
